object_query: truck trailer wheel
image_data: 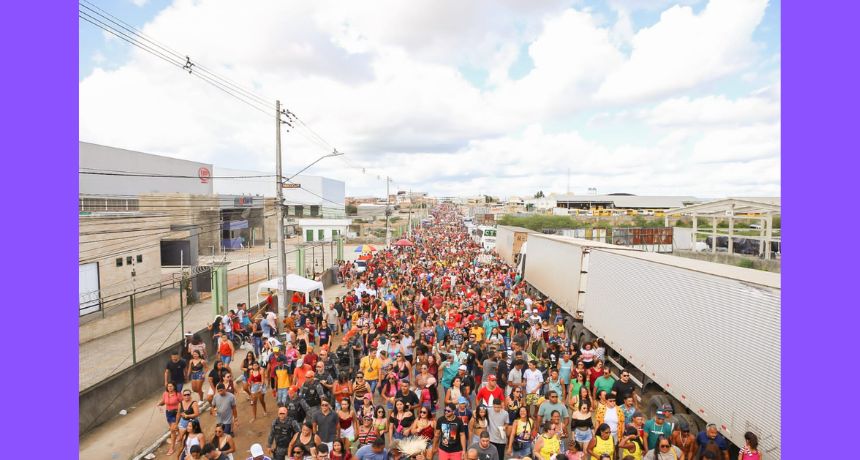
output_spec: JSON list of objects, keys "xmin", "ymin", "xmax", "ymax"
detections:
[
  {"xmin": 672, "ymin": 413, "xmax": 701, "ymax": 436},
  {"xmin": 647, "ymin": 394, "xmax": 674, "ymax": 418}
]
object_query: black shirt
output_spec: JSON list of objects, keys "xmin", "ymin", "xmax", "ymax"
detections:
[
  {"xmin": 166, "ymin": 359, "xmax": 187, "ymax": 383},
  {"xmin": 611, "ymin": 379, "xmax": 636, "ymax": 404},
  {"xmin": 394, "ymin": 390, "xmax": 420, "ymax": 408},
  {"xmin": 436, "ymin": 416, "xmax": 466, "ymax": 453}
]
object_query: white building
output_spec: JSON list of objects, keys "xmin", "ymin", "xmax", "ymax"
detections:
[
  {"xmin": 214, "ymin": 167, "xmax": 346, "ymax": 218},
  {"xmin": 297, "ymin": 218, "xmax": 352, "ymax": 242}
]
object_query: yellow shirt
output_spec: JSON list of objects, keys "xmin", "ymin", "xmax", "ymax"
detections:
[
  {"xmin": 593, "ymin": 435, "xmax": 615, "ymax": 459},
  {"xmin": 275, "ymin": 367, "xmax": 291, "ymax": 389},
  {"xmin": 624, "ymin": 441, "xmax": 642, "ymax": 460},
  {"xmin": 470, "ymin": 326, "xmax": 485, "ymax": 342},
  {"xmin": 539, "ymin": 434, "xmax": 560, "ymax": 460},
  {"xmin": 360, "ymin": 355, "xmax": 382, "ymax": 380}
]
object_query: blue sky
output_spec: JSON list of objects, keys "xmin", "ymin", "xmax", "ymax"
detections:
[{"xmin": 79, "ymin": 0, "xmax": 781, "ymax": 199}]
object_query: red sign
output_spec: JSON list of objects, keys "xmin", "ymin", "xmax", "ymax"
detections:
[{"xmin": 198, "ymin": 167, "xmax": 211, "ymax": 183}]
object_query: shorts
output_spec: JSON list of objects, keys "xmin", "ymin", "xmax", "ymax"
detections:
[
  {"xmin": 190, "ymin": 371, "xmax": 204, "ymax": 381},
  {"xmin": 512, "ymin": 441, "xmax": 532, "ymax": 458},
  {"xmin": 166, "ymin": 410, "xmax": 178, "ymax": 425},
  {"xmin": 221, "ymin": 355, "xmax": 232, "ymax": 365},
  {"xmin": 251, "ymin": 383, "xmax": 264, "ymax": 394},
  {"xmin": 525, "ymin": 393, "xmax": 540, "ymax": 406},
  {"xmin": 178, "ymin": 417, "xmax": 196, "ymax": 430},
  {"xmin": 438, "ymin": 450, "xmax": 463, "ymax": 460},
  {"xmin": 341, "ymin": 426, "xmax": 356, "ymax": 441},
  {"xmin": 574, "ymin": 428, "xmax": 593, "ymax": 443}
]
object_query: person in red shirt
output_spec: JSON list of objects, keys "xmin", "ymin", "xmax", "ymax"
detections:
[{"xmin": 476, "ymin": 375, "xmax": 505, "ymax": 407}]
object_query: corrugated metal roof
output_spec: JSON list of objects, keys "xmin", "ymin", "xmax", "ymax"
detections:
[{"xmin": 554, "ymin": 194, "xmax": 699, "ymax": 209}]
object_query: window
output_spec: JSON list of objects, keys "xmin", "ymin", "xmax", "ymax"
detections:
[
  {"xmin": 332, "ymin": 230, "xmax": 339, "ymax": 239},
  {"xmin": 136, "ymin": 255, "xmax": 143, "ymax": 263},
  {"xmin": 318, "ymin": 229, "xmax": 325, "ymax": 240},
  {"xmin": 310, "ymin": 205, "xmax": 320, "ymax": 217},
  {"xmin": 306, "ymin": 229, "xmax": 313, "ymax": 241},
  {"xmin": 126, "ymin": 256, "xmax": 133, "ymax": 265},
  {"xmin": 116, "ymin": 258, "xmax": 123, "ymax": 267},
  {"xmin": 295, "ymin": 206, "xmax": 304, "ymax": 217},
  {"xmin": 79, "ymin": 197, "xmax": 140, "ymax": 212}
]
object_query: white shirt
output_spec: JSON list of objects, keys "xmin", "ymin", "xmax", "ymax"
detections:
[
  {"xmin": 524, "ymin": 368, "xmax": 544, "ymax": 394},
  {"xmin": 507, "ymin": 368, "xmax": 523, "ymax": 396},
  {"xmin": 603, "ymin": 404, "xmax": 620, "ymax": 436}
]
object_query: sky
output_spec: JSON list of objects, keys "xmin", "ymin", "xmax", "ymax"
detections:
[{"xmin": 79, "ymin": 0, "xmax": 780, "ymax": 200}]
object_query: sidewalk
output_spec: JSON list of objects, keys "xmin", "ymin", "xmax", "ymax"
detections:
[{"xmin": 79, "ymin": 281, "xmax": 350, "ymax": 460}]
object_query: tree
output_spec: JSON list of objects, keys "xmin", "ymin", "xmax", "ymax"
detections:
[
  {"xmin": 534, "ymin": 190, "xmax": 545, "ymax": 198},
  {"xmin": 345, "ymin": 204, "xmax": 358, "ymax": 216}
]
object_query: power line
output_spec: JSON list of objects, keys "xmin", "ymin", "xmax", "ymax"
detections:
[
  {"xmin": 79, "ymin": 8, "xmax": 276, "ymax": 119},
  {"xmin": 79, "ymin": 170, "xmax": 275, "ymax": 179},
  {"xmin": 79, "ymin": 1, "xmax": 355, "ymax": 160}
]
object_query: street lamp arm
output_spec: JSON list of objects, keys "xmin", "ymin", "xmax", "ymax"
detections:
[{"xmin": 285, "ymin": 149, "xmax": 344, "ymax": 183}]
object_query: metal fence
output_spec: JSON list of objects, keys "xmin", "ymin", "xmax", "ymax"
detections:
[{"xmin": 79, "ymin": 254, "xmax": 278, "ymax": 391}]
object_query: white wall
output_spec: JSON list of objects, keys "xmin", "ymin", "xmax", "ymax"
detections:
[{"xmin": 80, "ymin": 142, "xmax": 213, "ymax": 196}]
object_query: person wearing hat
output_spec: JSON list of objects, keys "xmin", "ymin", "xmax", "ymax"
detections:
[
  {"xmin": 359, "ymin": 348, "xmax": 383, "ymax": 395},
  {"xmin": 434, "ymin": 403, "xmax": 468, "ymax": 460},
  {"xmin": 476, "ymin": 375, "xmax": 504, "ymax": 408},
  {"xmin": 643, "ymin": 405, "xmax": 674, "ymax": 451},
  {"xmin": 300, "ymin": 369, "xmax": 327, "ymax": 419},
  {"xmin": 670, "ymin": 420, "xmax": 698, "ymax": 460},
  {"xmin": 249, "ymin": 442, "xmax": 273, "ymax": 460},
  {"xmin": 269, "ymin": 405, "xmax": 302, "ymax": 460}
]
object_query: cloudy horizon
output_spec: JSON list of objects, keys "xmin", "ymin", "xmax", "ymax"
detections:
[{"xmin": 79, "ymin": 0, "xmax": 780, "ymax": 199}]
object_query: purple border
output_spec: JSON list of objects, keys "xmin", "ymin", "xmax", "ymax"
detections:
[
  {"xmin": 784, "ymin": 1, "xmax": 860, "ymax": 457},
  {"xmin": 3, "ymin": 0, "xmax": 78, "ymax": 455}
]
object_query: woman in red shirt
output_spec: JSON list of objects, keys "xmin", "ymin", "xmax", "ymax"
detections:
[{"xmin": 157, "ymin": 382, "xmax": 181, "ymax": 455}]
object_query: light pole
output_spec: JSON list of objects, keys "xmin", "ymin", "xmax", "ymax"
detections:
[{"xmin": 275, "ymin": 100, "xmax": 288, "ymax": 325}]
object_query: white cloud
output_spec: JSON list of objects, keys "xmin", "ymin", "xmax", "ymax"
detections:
[
  {"xmin": 596, "ymin": 0, "xmax": 768, "ymax": 103},
  {"xmin": 645, "ymin": 93, "xmax": 779, "ymax": 127},
  {"xmin": 79, "ymin": 0, "xmax": 780, "ymax": 198},
  {"xmin": 131, "ymin": 0, "xmax": 149, "ymax": 7}
]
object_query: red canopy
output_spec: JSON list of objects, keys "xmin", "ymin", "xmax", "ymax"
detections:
[{"xmin": 394, "ymin": 239, "xmax": 415, "ymax": 247}]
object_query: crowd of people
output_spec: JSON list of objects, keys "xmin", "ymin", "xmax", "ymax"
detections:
[{"xmin": 160, "ymin": 205, "xmax": 763, "ymax": 460}]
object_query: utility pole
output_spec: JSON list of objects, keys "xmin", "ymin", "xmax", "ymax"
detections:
[
  {"xmin": 385, "ymin": 175, "xmax": 391, "ymax": 247},
  {"xmin": 275, "ymin": 100, "xmax": 288, "ymax": 325}
]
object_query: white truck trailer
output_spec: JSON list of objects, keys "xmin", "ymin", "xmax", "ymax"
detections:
[
  {"xmin": 522, "ymin": 234, "xmax": 780, "ymax": 458},
  {"xmin": 495, "ymin": 225, "xmax": 534, "ymax": 266}
]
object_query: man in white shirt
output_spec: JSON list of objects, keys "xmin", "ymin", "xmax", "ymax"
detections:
[
  {"xmin": 523, "ymin": 360, "xmax": 544, "ymax": 417},
  {"xmin": 506, "ymin": 359, "xmax": 524, "ymax": 397},
  {"xmin": 265, "ymin": 311, "xmax": 278, "ymax": 337}
]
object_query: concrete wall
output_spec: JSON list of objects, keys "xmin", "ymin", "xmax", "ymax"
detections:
[
  {"xmin": 79, "ymin": 296, "xmax": 275, "ymax": 436},
  {"xmin": 79, "ymin": 289, "xmax": 181, "ymax": 344}
]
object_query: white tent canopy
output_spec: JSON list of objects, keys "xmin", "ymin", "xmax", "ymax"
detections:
[{"xmin": 256, "ymin": 274, "xmax": 325, "ymax": 307}]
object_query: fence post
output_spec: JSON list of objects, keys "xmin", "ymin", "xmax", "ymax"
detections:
[
  {"xmin": 179, "ymin": 274, "xmax": 185, "ymax": 342},
  {"xmin": 267, "ymin": 257, "xmax": 270, "ymax": 280},
  {"xmin": 130, "ymin": 293, "xmax": 137, "ymax": 365},
  {"xmin": 247, "ymin": 262, "xmax": 251, "ymax": 307}
]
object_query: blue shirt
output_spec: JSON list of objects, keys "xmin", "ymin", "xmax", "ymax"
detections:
[
  {"xmin": 355, "ymin": 445, "xmax": 388, "ymax": 460},
  {"xmin": 558, "ymin": 359, "xmax": 573, "ymax": 384},
  {"xmin": 696, "ymin": 432, "xmax": 729, "ymax": 454}
]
